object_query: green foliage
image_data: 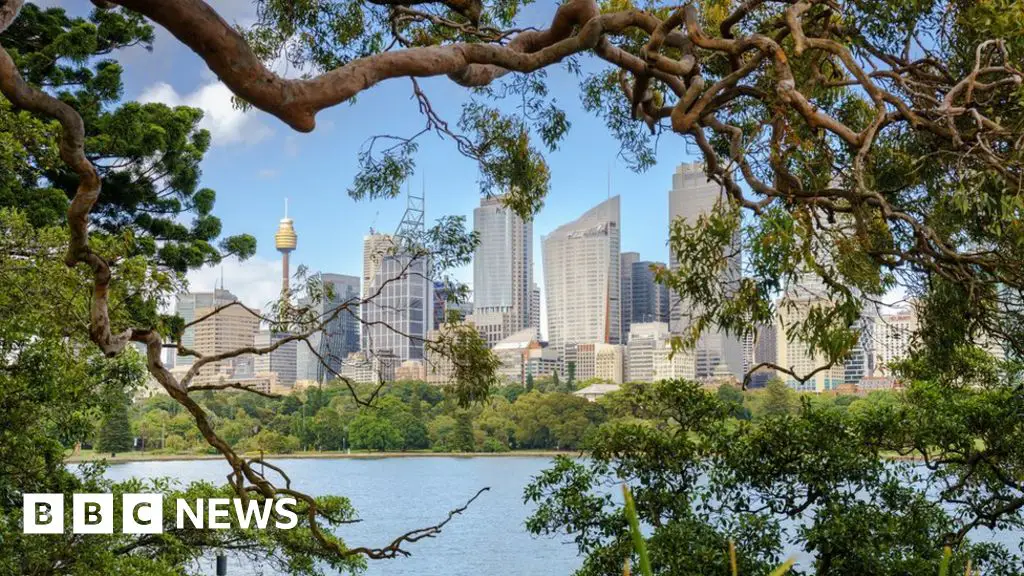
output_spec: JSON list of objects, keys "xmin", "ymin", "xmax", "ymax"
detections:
[
  {"xmin": 761, "ymin": 378, "xmax": 797, "ymax": 417},
  {"xmin": 0, "ymin": 4, "xmax": 255, "ymax": 274},
  {"xmin": 529, "ymin": 378, "xmax": 1024, "ymax": 575},
  {"xmin": 349, "ymin": 411, "xmax": 403, "ymax": 452},
  {"xmin": 96, "ymin": 395, "xmax": 133, "ymax": 453}
]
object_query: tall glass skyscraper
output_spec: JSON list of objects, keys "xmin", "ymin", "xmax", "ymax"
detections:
[
  {"xmin": 361, "ymin": 233, "xmax": 432, "ymax": 361},
  {"xmin": 472, "ymin": 196, "xmax": 533, "ymax": 339},
  {"xmin": 542, "ymin": 196, "xmax": 621, "ymax": 353},
  {"xmin": 297, "ymin": 273, "xmax": 361, "ymax": 382}
]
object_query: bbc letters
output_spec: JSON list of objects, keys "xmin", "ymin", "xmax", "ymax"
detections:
[{"xmin": 23, "ymin": 494, "xmax": 298, "ymax": 534}]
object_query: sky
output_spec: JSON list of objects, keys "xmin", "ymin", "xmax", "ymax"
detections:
[{"xmin": 37, "ymin": 0, "xmax": 703, "ymax": 329}]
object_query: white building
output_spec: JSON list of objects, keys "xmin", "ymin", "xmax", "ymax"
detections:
[
  {"xmin": 871, "ymin": 306, "xmax": 919, "ymax": 377},
  {"xmin": 775, "ymin": 298, "xmax": 847, "ymax": 392},
  {"xmin": 652, "ymin": 342, "xmax": 696, "ymax": 381},
  {"xmin": 574, "ymin": 383, "xmax": 620, "ymax": 402},
  {"xmin": 543, "ymin": 196, "xmax": 622, "ymax": 352},
  {"xmin": 529, "ymin": 282, "xmax": 541, "ymax": 339},
  {"xmin": 173, "ymin": 288, "xmax": 238, "ymax": 368},
  {"xmin": 473, "ymin": 196, "xmax": 533, "ymax": 341},
  {"xmin": 341, "ymin": 351, "xmax": 397, "ymax": 384},
  {"xmin": 492, "ymin": 328, "xmax": 560, "ymax": 385},
  {"xmin": 594, "ymin": 344, "xmax": 625, "ymax": 384},
  {"xmin": 626, "ymin": 322, "xmax": 671, "ymax": 382},
  {"xmin": 667, "ymin": 162, "xmax": 745, "ymax": 381},
  {"xmin": 466, "ymin": 309, "xmax": 516, "ymax": 349}
]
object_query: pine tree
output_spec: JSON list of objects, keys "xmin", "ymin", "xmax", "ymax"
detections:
[
  {"xmin": 453, "ymin": 412, "xmax": 475, "ymax": 452},
  {"xmin": 526, "ymin": 373, "xmax": 534, "ymax": 392},
  {"xmin": 96, "ymin": 399, "xmax": 133, "ymax": 453}
]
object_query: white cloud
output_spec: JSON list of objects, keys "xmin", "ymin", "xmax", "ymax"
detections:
[
  {"xmin": 257, "ymin": 168, "xmax": 279, "ymax": 180},
  {"xmin": 185, "ymin": 256, "xmax": 283, "ymax": 312},
  {"xmin": 139, "ymin": 81, "xmax": 272, "ymax": 146}
]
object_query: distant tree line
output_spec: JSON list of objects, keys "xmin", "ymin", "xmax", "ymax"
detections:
[{"xmin": 122, "ymin": 377, "xmax": 898, "ymax": 455}]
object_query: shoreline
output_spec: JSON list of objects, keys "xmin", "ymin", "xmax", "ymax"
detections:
[{"xmin": 67, "ymin": 450, "xmax": 577, "ymax": 464}]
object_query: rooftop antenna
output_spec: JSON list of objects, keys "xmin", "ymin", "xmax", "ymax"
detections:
[
  {"xmin": 284, "ymin": 197, "xmax": 289, "ymax": 218},
  {"xmin": 395, "ymin": 172, "xmax": 425, "ymax": 242},
  {"xmin": 219, "ymin": 266, "xmax": 224, "ymax": 290}
]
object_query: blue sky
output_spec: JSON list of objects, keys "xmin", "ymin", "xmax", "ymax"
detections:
[{"xmin": 41, "ymin": 1, "xmax": 701, "ymax": 319}]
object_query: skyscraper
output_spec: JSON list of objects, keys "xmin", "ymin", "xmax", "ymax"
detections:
[
  {"xmin": 361, "ymin": 235, "xmax": 432, "ymax": 362},
  {"xmin": 190, "ymin": 303, "xmax": 259, "ymax": 384},
  {"xmin": 275, "ymin": 199, "xmax": 298, "ymax": 295},
  {"xmin": 775, "ymin": 297, "xmax": 847, "ymax": 391},
  {"xmin": 543, "ymin": 196, "xmax": 621, "ymax": 352},
  {"xmin": 667, "ymin": 162, "xmax": 744, "ymax": 380},
  {"xmin": 361, "ymin": 192, "xmax": 433, "ymax": 363},
  {"xmin": 620, "ymin": 252, "xmax": 639, "ymax": 343},
  {"xmin": 297, "ymin": 273, "xmax": 361, "ymax": 383},
  {"xmin": 173, "ymin": 288, "xmax": 238, "ymax": 367},
  {"xmin": 630, "ymin": 260, "xmax": 670, "ymax": 325},
  {"xmin": 529, "ymin": 282, "xmax": 541, "ymax": 339},
  {"xmin": 472, "ymin": 196, "xmax": 533, "ymax": 340},
  {"xmin": 254, "ymin": 330, "xmax": 297, "ymax": 386}
]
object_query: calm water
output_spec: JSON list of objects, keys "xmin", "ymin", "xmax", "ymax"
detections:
[
  {"xmin": 104, "ymin": 456, "xmax": 581, "ymax": 576},
  {"xmin": 104, "ymin": 457, "xmax": 1023, "ymax": 575}
]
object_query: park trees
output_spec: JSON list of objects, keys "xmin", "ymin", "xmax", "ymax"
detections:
[{"xmin": 3, "ymin": 0, "xmax": 1024, "ymax": 572}]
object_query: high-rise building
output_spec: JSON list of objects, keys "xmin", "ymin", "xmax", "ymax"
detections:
[
  {"xmin": 472, "ymin": 196, "xmax": 533, "ymax": 340},
  {"xmin": 667, "ymin": 162, "xmax": 745, "ymax": 380},
  {"xmin": 296, "ymin": 273, "xmax": 361, "ymax": 383},
  {"xmin": 872, "ymin": 306, "xmax": 919, "ymax": 376},
  {"xmin": 190, "ymin": 303, "xmax": 259, "ymax": 384},
  {"xmin": 543, "ymin": 196, "xmax": 621, "ymax": 352},
  {"xmin": 620, "ymin": 252, "xmax": 639, "ymax": 343},
  {"xmin": 254, "ymin": 330, "xmax": 297, "ymax": 386},
  {"xmin": 775, "ymin": 297, "xmax": 847, "ymax": 392},
  {"xmin": 432, "ymin": 281, "xmax": 473, "ymax": 330},
  {"xmin": 625, "ymin": 322, "xmax": 671, "ymax": 382},
  {"xmin": 173, "ymin": 288, "xmax": 238, "ymax": 367},
  {"xmin": 843, "ymin": 316, "xmax": 876, "ymax": 384},
  {"xmin": 361, "ymin": 236, "xmax": 433, "ymax": 362},
  {"xmin": 630, "ymin": 260, "xmax": 670, "ymax": 325},
  {"xmin": 753, "ymin": 323, "xmax": 778, "ymax": 366},
  {"xmin": 529, "ymin": 282, "xmax": 541, "ymax": 339},
  {"xmin": 275, "ymin": 199, "xmax": 298, "ymax": 296},
  {"xmin": 361, "ymin": 193, "xmax": 433, "ymax": 365}
]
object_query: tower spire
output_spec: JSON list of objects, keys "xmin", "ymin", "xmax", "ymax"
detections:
[{"xmin": 275, "ymin": 198, "xmax": 298, "ymax": 296}]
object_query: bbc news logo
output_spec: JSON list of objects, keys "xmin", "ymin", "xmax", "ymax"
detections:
[{"xmin": 23, "ymin": 494, "xmax": 298, "ymax": 534}]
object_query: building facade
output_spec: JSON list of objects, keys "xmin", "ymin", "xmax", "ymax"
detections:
[
  {"xmin": 190, "ymin": 303, "xmax": 259, "ymax": 384},
  {"xmin": 667, "ymin": 163, "xmax": 745, "ymax": 380},
  {"xmin": 542, "ymin": 196, "xmax": 622, "ymax": 352},
  {"xmin": 620, "ymin": 252, "xmax": 639, "ymax": 343},
  {"xmin": 473, "ymin": 196, "xmax": 533, "ymax": 341},
  {"xmin": 625, "ymin": 322, "xmax": 671, "ymax": 382},
  {"xmin": 630, "ymin": 260, "xmax": 670, "ymax": 325},
  {"xmin": 253, "ymin": 330, "xmax": 298, "ymax": 386},
  {"xmin": 173, "ymin": 288, "xmax": 238, "ymax": 367},
  {"xmin": 775, "ymin": 298, "xmax": 847, "ymax": 391},
  {"xmin": 529, "ymin": 282, "xmax": 541, "ymax": 339},
  {"xmin": 871, "ymin": 306, "xmax": 919, "ymax": 377},
  {"xmin": 296, "ymin": 273, "xmax": 361, "ymax": 383},
  {"xmin": 361, "ymin": 233, "xmax": 433, "ymax": 362}
]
